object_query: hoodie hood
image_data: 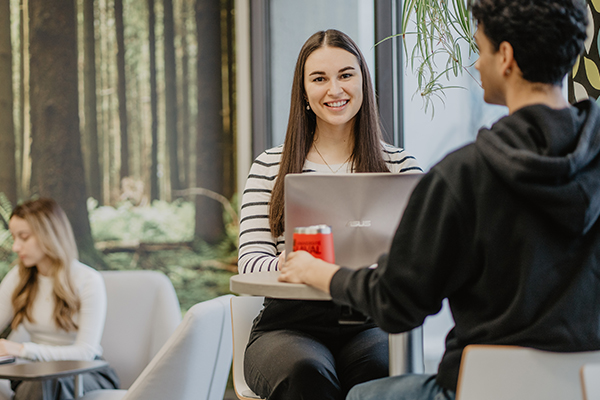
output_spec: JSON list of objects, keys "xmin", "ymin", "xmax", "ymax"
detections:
[{"xmin": 475, "ymin": 99, "xmax": 600, "ymax": 235}]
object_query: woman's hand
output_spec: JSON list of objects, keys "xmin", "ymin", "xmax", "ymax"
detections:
[
  {"xmin": 277, "ymin": 250, "xmax": 286, "ymax": 270},
  {"xmin": 278, "ymin": 250, "xmax": 340, "ymax": 294},
  {"xmin": 0, "ymin": 339, "xmax": 23, "ymax": 357}
]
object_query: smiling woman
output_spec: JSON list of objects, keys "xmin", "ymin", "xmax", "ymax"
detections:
[{"xmin": 236, "ymin": 29, "xmax": 422, "ymax": 400}]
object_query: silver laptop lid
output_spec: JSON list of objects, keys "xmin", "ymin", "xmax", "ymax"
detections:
[{"xmin": 284, "ymin": 173, "xmax": 422, "ymax": 269}]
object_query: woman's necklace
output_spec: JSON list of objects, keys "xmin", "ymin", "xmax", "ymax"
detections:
[{"xmin": 313, "ymin": 142, "xmax": 352, "ymax": 174}]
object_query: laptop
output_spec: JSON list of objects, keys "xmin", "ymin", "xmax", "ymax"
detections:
[{"xmin": 284, "ymin": 173, "xmax": 422, "ymax": 269}]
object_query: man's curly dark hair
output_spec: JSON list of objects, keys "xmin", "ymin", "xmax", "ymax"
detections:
[{"xmin": 470, "ymin": 0, "xmax": 588, "ymax": 84}]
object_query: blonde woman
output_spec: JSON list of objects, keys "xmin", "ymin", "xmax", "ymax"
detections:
[{"xmin": 0, "ymin": 198, "xmax": 118, "ymax": 399}]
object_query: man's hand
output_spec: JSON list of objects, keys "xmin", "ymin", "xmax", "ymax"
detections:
[{"xmin": 279, "ymin": 250, "xmax": 340, "ymax": 294}]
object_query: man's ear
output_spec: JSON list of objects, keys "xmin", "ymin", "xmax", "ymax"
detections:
[{"xmin": 498, "ymin": 41, "xmax": 516, "ymax": 76}]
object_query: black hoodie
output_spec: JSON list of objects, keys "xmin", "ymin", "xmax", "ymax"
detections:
[{"xmin": 330, "ymin": 100, "xmax": 600, "ymax": 391}]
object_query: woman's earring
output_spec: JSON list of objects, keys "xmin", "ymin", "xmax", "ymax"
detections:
[
  {"xmin": 306, "ymin": 102, "xmax": 310, "ymax": 111},
  {"xmin": 505, "ymin": 68, "xmax": 511, "ymax": 76}
]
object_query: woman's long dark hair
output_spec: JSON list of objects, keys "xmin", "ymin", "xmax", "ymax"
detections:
[{"xmin": 269, "ymin": 29, "xmax": 389, "ymax": 238}]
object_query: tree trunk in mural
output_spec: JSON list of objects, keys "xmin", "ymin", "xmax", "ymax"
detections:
[
  {"xmin": 115, "ymin": 0, "xmax": 129, "ymax": 181},
  {"xmin": 28, "ymin": 0, "xmax": 105, "ymax": 268},
  {"xmin": 18, "ymin": 0, "xmax": 26, "ymax": 200},
  {"xmin": 83, "ymin": 0, "xmax": 103, "ymax": 204},
  {"xmin": 224, "ymin": 0, "xmax": 235, "ymax": 199},
  {"xmin": 164, "ymin": 0, "xmax": 180, "ymax": 195},
  {"xmin": 148, "ymin": 0, "xmax": 159, "ymax": 201},
  {"xmin": 0, "ymin": 0, "xmax": 18, "ymax": 206},
  {"xmin": 195, "ymin": 0, "xmax": 224, "ymax": 244},
  {"xmin": 180, "ymin": 0, "xmax": 191, "ymax": 189}
]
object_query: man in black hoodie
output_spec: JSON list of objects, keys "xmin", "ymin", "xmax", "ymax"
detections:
[{"xmin": 279, "ymin": 0, "xmax": 600, "ymax": 399}]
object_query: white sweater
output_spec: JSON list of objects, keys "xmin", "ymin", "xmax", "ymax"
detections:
[
  {"xmin": 238, "ymin": 143, "xmax": 422, "ymax": 274},
  {"xmin": 0, "ymin": 261, "xmax": 106, "ymax": 361}
]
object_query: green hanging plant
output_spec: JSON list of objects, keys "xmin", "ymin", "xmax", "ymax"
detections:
[
  {"xmin": 0, "ymin": 193, "xmax": 14, "ymax": 258},
  {"xmin": 399, "ymin": 0, "xmax": 480, "ymax": 113}
]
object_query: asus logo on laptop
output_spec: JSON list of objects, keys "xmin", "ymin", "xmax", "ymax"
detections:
[{"xmin": 346, "ymin": 220, "xmax": 372, "ymax": 228}]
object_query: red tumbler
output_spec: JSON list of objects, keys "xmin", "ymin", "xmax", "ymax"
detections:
[{"xmin": 292, "ymin": 225, "xmax": 335, "ymax": 263}]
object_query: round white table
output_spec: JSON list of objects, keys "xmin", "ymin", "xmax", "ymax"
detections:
[{"xmin": 230, "ymin": 271, "xmax": 331, "ymax": 300}]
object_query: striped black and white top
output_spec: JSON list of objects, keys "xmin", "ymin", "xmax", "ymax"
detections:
[{"xmin": 238, "ymin": 142, "xmax": 422, "ymax": 274}]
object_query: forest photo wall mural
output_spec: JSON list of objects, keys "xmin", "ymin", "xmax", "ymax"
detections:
[{"xmin": 0, "ymin": 0, "xmax": 238, "ymax": 311}]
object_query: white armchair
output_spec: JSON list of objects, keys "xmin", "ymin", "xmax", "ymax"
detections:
[
  {"xmin": 80, "ymin": 294, "xmax": 234, "ymax": 400},
  {"xmin": 100, "ymin": 270, "xmax": 182, "ymax": 389},
  {"xmin": 0, "ymin": 269, "xmax": 182, "ymax": 400}
]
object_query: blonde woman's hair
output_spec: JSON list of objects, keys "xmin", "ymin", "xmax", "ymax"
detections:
[{"xmin": 10, "ymin": 198, "xmax": 80, "ymax": 331}]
